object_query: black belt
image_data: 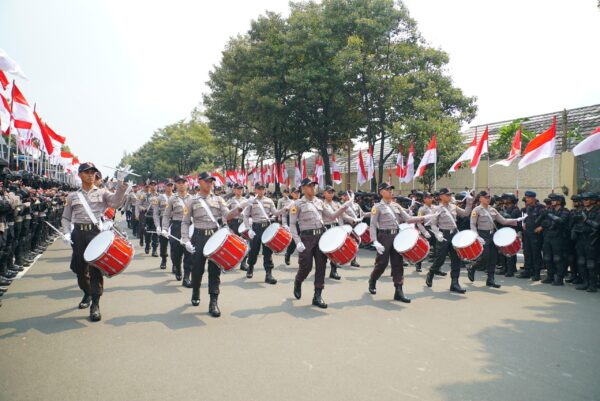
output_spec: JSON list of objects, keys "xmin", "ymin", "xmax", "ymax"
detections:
[
  {"xmin": 74, "ymin": 223, "xmax": 99, "ymax": 232},
  {"xmin": 300, "ymin": 228, "xmax": 324, "ymax": 236},
  {"xmin": 194, "ymin": 228, "xmax": 217, "ymax": 236},
  {"xmin": 170, "ymin": 220, "xmax": 182, "ymax": 225},
  {"xmin": 441, "ymin": 229, "xmax": 457, "ymax": 234},
  {"xmin": 324, "ymin": 223, "xmax": 338, "ymax": 229},
  {"xmin": 478, "ymin": 229, "xmax": 494, "ymax": 235},
  {"xmin": 378, "ymin": 228, "xmax": 398, "ymax": 235},
  {"xmin": 252, "ymin": 222, "xmax": 270, "ymax": 229}
]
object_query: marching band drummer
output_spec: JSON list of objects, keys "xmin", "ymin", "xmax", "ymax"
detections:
[
  {"xmin": 283, "ymin": 187, "xmax": 301, "ymax": 265},
  {"xmin": 226, "ymin": 183, "xmax": 250, "ymax": 271},
  {"xmin": 467, "ymin": 190, "xmax": 523, "ymax": 289},
  {"xmin": 161, "ymin": 177, "xmax": 192, "ymax": 286},
  {"xmin": 154, "ymin": 182, "xmax": 174, "ymax": 270},
  {"xmin": 180, "ymin": 172, "xmax": 253, "ymax": 318},
  {"xmin": 289, "ymin": 178, "xmax": 354, "ymax": 309},
  {"xmin": 368, "ymin": 182, "xmax": 429, "ymax": 303},
  {"xmin": 415, "ymin": 192, "xmax": 437, "ymax": 273},
  {"xmin": 61, "ymin": 163, "xmax": 131, "ymax": 322},
  {"xmin": 425, "ymin": 188, "xmax": 474, "ymax": 294},
  {"xmin": 243, "ymin": 182, "xmax": 289, "ymax": 284},
  {"xmin": 340, "ymin": 191, "xmax": 363, "ymax": 267}
]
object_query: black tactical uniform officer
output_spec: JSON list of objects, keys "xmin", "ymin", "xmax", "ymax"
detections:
[
  {"xmin": 572, "ymin": 192, "xmax": 600, "ymax": 292},
  {"xmin": 518, "ymin": 191, "xmax": 544, "ymax": 281},
  {"xmin": 537, "ymin": 193, "xmax": 570, "ymax": 285}
]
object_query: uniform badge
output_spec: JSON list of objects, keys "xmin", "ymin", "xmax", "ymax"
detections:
[
  {"xmin": 371, "ymin": 206, "xmax": 377, "ymax": 215},
  {"xmin": 183, "ymin": 206, "xmax": 189, "ymax": 215},
  {"xmin": 290, "ymin": 206, "xmax": 297, "ymax": 214},
  {"xmin": 471, "ymin": 211, "xmax": 477, "ymax": 218}
]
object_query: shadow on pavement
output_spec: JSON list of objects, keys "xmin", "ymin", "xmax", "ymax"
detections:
[{"xmin": 105, "ymin": 305, "xmax": 206, "ymax": 329}]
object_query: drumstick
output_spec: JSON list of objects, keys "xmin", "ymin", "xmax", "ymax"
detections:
[
  {"xmin": 146, "ymin": 230, "xmax": 186, "ymax": 245},
  {"xmin": 44, "ymin": 221, "xmax": 73, "ymax": 244},
  {"xmin": 102, "ymin": 165, "xmax": 142, "ymax": 177}
]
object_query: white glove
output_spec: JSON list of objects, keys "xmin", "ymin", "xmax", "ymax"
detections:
[
  {"xmin": 296, "ymin": 242, "xmax": 306, "ymax": 253},
  {"xmin": 116, "ymin": 165, "xmax": 133, "ymax": 181},
  {"xmin": 354, "ymin": 218, "xmax": 362, "ymax": 224},
  {"xmin": 516, "ymin": 213, "xmax": 528, "ymax": 222},
  {"xmin": 161, "ymin": 229, "xmax": 169, "ymax": 238},
  {"xmin": 423, "ymin": 231, "xmax": 431, "ymax": 239},
  {"xmin": 342, "ymin": 199, "xmax": 354, "ymax": 209},
  {"xmin": 184, "ymin": 241, "xmax": 196, "ymax": 254},
  {"xmin": 102, "ymin": 220, "xmax": 114, "ymax": 231},
  {"xmin": 62, "ymin": 233, "xmax": 72, "ymax": 245},
  {"xmin": 373, "ymin": 241, "xmax": 385, "ymax": 255},
  {"xmin": 435, "ymin": 232, "xmax": 445, "ymax": 242},
  {"xmin": 238, "ymin": 196, "xmax": 255, "ymax": 209},
  {"xmin": 248, "ymin": 230, "xmax": 256, "ymax": 239}
]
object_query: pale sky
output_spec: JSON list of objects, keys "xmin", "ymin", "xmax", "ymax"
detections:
[{"xmin": 1, "ymin": 0, "xmax": 599, "ymax": 177}]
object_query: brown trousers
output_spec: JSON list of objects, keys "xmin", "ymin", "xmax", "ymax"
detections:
[
  {"xmin": 70, "ymin": 226, "xmax": 104, "ymax": 296},
  {"xmin": 370, "ymin": 232, "xmax": 404, "ymax": 286},
  {"xmin": 295, "ymin": 233, "xmax": 327, "ymax": 289}
]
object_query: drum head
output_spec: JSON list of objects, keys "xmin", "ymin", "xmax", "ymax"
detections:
[
  {"xmin": 493, "ymin": 227, "xmax": 517, "ymax": 247},
  {"xmin": 84, "ymin": 231, "xmax": 115, "ymax": 262},
  {"xmin": 203, "ymin": 228, "xmax": 230, "ymax": 257},
  {"xmin": 261, "ymin": 223, "xmax": 280, "ymax": 244},
  {"xmin": 393, "ymin": 228, "xmax": 419, "ymax": 253},
  {"xmin": 238, "ymin": 222, "xmax": 249, "ymax": 234},
  {"xmin": 189, "ymin": 225, "xmax": 195, "ymax": 239},
  {"xmin": 341, "ymin": 225, "xmax": 353, "ymax": 234},
  {"xmin": 451, "ymin": 230, "xmax": 478, "ymax": 248},
  {"xmin": 319, "ymin": 227, "xmax": 347, "ymax": 253},
  {"xmin": 353, "ymin": 222, "xmax": 368, "ymax": 236}
]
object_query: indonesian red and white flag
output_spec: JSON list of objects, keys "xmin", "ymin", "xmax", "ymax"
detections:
[
  {"xmin": 0, "ymin": 92, "xmax": 11, "ymax": 135},
  {"xmin": 59, "ymin": 151, "xmax": 73, "ymax": 168},
  {"xmin": 225, "ymin": 170, "xmax": 237, "ymax": 184},
  {"xmin": 301, "ymin": 158, "xmax": 307, "ymax": 180},
  {"xmin": 294, "ymin": 160, "xmax": 302, "ymax": 187},
  {"xmin": 519, "ymin": 116, "xmax": 556, "ymax": 170},
  {"xmin": 0, "ymin": 49, "xmax": 27, "ymax": 79},
  {"xmin": 470, "ymin": 127, "xmax": 488, "ymax": 173},
  {"xmin": 573, "ymin": 126, "xmax": 600, "ymax": 157},
  {"xmin": 32, "ymin": 111, "xmax": 55, "ymax": 155},
  {"xmin": 414, "ymin": 135, "xmax": 437, "ymax": 179},
  {"xmin": 357, "ymin": 148, "xmax": 368, "ymax": 185},
  {"xmin": 401, "ymin": 140, "xmax": 414, "ymax": 183},
  {"xmin": 331, "ymin": 153, "xmax": 342, "ymax": 184},
  {"xmin": 11, "ymin": 83, "xmax": 34, "ymax": 138},
  {"xmin": 315, "ymin": 156, "xmax": 324, "ymax": 188},
  {"xmin": 280, "ymin": 163, "xmax": 288, "ymax": 184},
  {"xmin": 387, "ymin": 165, "xmax": 393, "ymax": 185},
  {"xmin": 395, "ymin": 144, "xmax": 404, "ymax": 177},
  {"xmin": 212, "ymin": 172, "xmax": 225, "ymax": 187},
  {"xmin": 449, "ymin": 131, "xmax": 477, "ymax": 173},
  {"xmin": 491, "ymin": 128, "xmax": 522, "ymax": 167},
  {"xmin": 366, "ymin": 145, "xmax": 375, "ymax": 181},
  {"xmin": 0, "ymin": 70, "xmax": 8, "ymax": 91}
]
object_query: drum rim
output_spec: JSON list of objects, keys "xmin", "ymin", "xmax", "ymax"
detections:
[
  {"xmin": 203, "ymin": 227, "xmax": 231, "ymax": 257},
  {"xmin": 319, "ymin": 226, "xmax": 347, "ymax": 253},
  {"xmin": 238, "ymin": 221, "xmax": 249, "ymax": 234},
  {"xmin": 261, "ymin": 223, "xmax": 281, "ymax": 244},
  {"xmin": 393, "ymin": 227, "xmax": 419, "ymax": 252},
  {"xmin": 341, "ymin": 224, "xmax": 353, "ymax": 234},
  {"xmin": 84, "ymin": 230, "xmax": 115, "ymax": 262},
  {"xmin": 353, "ymin": 222, "xmax": 368, "ymax": 235},
  {"xmin": 493, "ymin": 227, "xmax": 517, "ymax": 247}
]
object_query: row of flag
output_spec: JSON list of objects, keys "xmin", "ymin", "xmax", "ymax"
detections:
[{"xmin": 0, "ymin": 49, "xmax": 80, "ymax": 175}]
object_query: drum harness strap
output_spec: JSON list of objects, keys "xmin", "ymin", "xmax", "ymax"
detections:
[
  {"xmin": 382, "ymin": 202, "xmax": 402, "ymax": 231},
  {"xmin": 480, "ymin": 207, "xmax": 497, "ymax": 233},
  {"xmin": 197, "ymin": 197, "xmax": 222, "ymax": 229},
  {"xmin": 255, "ymin": 197, "xmax": 271, "ymax": 221},
  {"xmin": 306, "ymin": 200, "xmax": 325, "ymax": 228},
  {"xmin": 440, "ymin": 205, "xmax": 458, "ymax": 233},
  {"xmin": 77, "ymin": 191, "xmax": 104, "ymax": 231}
]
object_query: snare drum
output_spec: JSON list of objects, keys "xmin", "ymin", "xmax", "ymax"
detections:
[
  {"xmin": 262, "ymin": 223, "xmax": 292, "ymax": 253},
  {"xmin": 451, "ymin": 230, "xmax": 484, "ymax": 261},
  {"xmin": 353, "ymin": 222, "xmax": 372, "ymax": 245},
  {"xmin": 103, "ymin": 207, "xmax": 116, "ymax": 221},
  {"xmin": 393, "ymin": 227, "xmax": 430, "ymax": 264},
  {"xmin": 342, "ymin": 224, "xmax": 361, "ymax": 244},
  {"xmin": 238, "ymin": 221, "xmax": 251, "ymax": 240},
  {"xmin": 318, "ymin": 226, "xmax": 359, "ymax": 266},
  {"xmin": 399, "ymin": 223, "xmax": 414, "ymax": 231},
  {"xmin": 493, "ymin": 227, "xmax": 521, "ymax": 256},
  {"xmin": 84, "ymin": 230, "xmax": 134, "ymax": 277},
  {"xmin": 203, "ymin": 227, "xmax": 249, "ymax": 271}
]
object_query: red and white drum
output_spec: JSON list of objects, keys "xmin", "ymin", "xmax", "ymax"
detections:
[
  {"xmin": 203, "ymin": 227, "xmax": 249, "ymax": 271},
  {"xmin": 451, "ymin": 230, "xmax": 484, "ymax": 261},
  {"xmin": 319, "ymin": 226, "xmax": 359, "ymax": 266},
  {"xmin": 493, "ymin": 227, "xmax": 521, "ymax": 256},
  {"xmin": 262, "ymin": 223, "xmax": 292, "ymax": 253},
  {"xmin": 342, "ymin": 224, "xmax": 361, "ymax": 244},
  {"xmin": 103, "ymin": 207, "xmax": 116, "ymax": 221},
  {"xmin": 393, "ymin": 227, "xmax": 430, "ymax": 264},
  {"xmin": 399, "ymin": 223, "xmax": 414, "ymax": 231},
  {"xmin": 353, "ymin": 222, "xmax": 372, "ymax": 245},
  {"xmin": 84, "ymin": 230, "xmax": 134, "ymax": 277},
  {"xmin": 238, "ymin": 221, "xmax": 251, "ymax": 240}
]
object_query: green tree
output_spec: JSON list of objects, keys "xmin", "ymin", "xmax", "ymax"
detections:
[{"xmin": 488, "ymin": 119, "xmax": 536, "ymax": 160}]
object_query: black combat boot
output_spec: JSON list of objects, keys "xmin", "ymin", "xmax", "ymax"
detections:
[
  {"xmin": 284, "ymin": 254, "xmax": 290, "ymax": 266},
  {"xmin": 240, "ymin": 257, "xmax": 249, "ymax": 271},
  {"xmin": 425, "ymin": 270, "xmax": 434, "ymax": 287},
  {"xmin": 312, "ymin": 288, "xmax": 327, "ymax": 309},
  {"xmin": 587, "ymin": 270, "xmax": 598, "ymax": 293},
  {"xmin": 552, "ymin": 276, "xmax": 564, "ymax": 286},
  {"xmin": 175, "ymin": 265, "xmax": 182, "ymax": 281},
  {"xmin": 191, "ymin": 288, "xmax": 200, "ymax": 306},
  {"xmin": 144, "ymin": 244, "xmax": 150, "ymax": 254},
  {"xmin": 486, "ymin": 273, "xmax": 501, "ymax": 288},
  {"xmin": 329, "ymin": 264, "xmax": 341, "ymax": 280},
  {"xmin": 450, "ymin": 278, "xmax": 466, "ymax": 294},
  {"xmin": 368, "ymin": 279, "xmax": 377, "ymax": 294},
  {"xmin": 159, "ymin": 257, "xmax": 167, "ymax": 269},
  {"xmin": 467, "ymin": 267, "xmax": 475, "ymax": 282},
  {"xmin": 78, "ymin": 293, "xmax": 91, "ymax": 309},
  {"xmin": 209, "ymin": 294, "xmax": 221, "ymax": 317},
  {"xmin": 182, "ymin": 271, "xmax": 192, "ymax": 288},
  {"xmin": 350, "ymin": 259, "xmax": 360, "ymax": 267},
  {"xmin": 415, "ymin": 262, "xmax": 422, "ymax": 272},
  {"xmin": 265, "ymin": 268, "xmax": 277, "ymax": 285},
  {"xmin": 90, "ymin": 295, "xmax": 101, "ymax": 322},
  {"xmin": 246, "ymin": 265, "xmax": 254, "ymax": 279},
  {"xmin": 293, "ymin": 280, "xmax": 302, "ymax": 299},
  {"xmin": 151, "ymin": 248, "xmax": 158, "ymax": 257},
  {"xmin": 394, "ymin": 285, "xmax": 411, "ymax": 303}
]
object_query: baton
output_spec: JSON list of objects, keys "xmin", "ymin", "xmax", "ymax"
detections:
[
  {"xmin": 146, "ymin": 230, "xmax": 185, "ymax": 245},
  {"xmin": 44, "ymin": 221, "xmax": 73, "ymax": 244},
  {"xmin": 102, "ymin": 165, "xmax": 141, "ymax": 177}
]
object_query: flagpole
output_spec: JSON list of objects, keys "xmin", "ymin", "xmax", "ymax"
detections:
[
  {"xmin": 551, "ymin": 155, "xmax": 555, "ymax": 193},
  {"xmin": 433, "ymin": 159, "xmax": 437, "ymax": 191},
  {"xmin": 516, "ymin": 168, "xmax": 520, "ymax": 201},
  {"xmin": 487, "ymin": 152, "xmax": 490, "ymax": 193},
  {"xmin": 472, "ymin": 170, "xmax": 476, "ymax": 192}
]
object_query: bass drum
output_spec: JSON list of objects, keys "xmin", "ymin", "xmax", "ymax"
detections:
[
  {"xmin": 84, "ymin": 230, "xmax": 134, "ymax": 277},
  {"xmin": 203, "ymin": 227, "xmax": 249, "ymax": 271}
]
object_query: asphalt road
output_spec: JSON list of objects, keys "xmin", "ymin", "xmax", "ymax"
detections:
[{"xmin": 1, "ymin": 224, "xmax": 599, "ymax": 401}]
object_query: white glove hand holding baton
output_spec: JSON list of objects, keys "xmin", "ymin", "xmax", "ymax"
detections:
[
  {"xmin": 296, "ymin": 242, "xmax": 306, "ymax": 253},
  {"xmin": 373, "ymin": 241, "xmax": 385, "ymax": 255},
  {"xmin": 116, "ymin": 165, "xmax": 134, "ymax": 182},
  {"xmin": 248, "ymin": 230, "xmax": 256, "ymax": 240},
  {"xmin": 62, "ymin": 233, "xmax": 72, "ymax": 246},
  {"xmin": 161, "ymin": 228, "xmax": 170, "ymax": 238},
  {"xmin": 435, "ymin": 232, "xmax": 445, "ymax": 242},
  {"xmin": 184, "ymin": 241, "xmax": 196, "ymax": 254}
]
